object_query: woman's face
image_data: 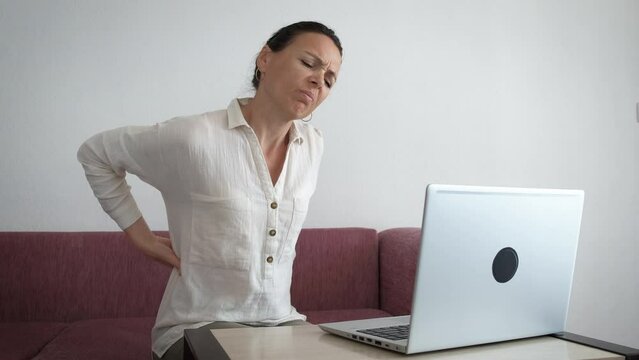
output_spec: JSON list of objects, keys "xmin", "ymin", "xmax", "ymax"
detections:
[{"xmin": 257, "ymin": 32, "xmax": 342, "ymax": 120}]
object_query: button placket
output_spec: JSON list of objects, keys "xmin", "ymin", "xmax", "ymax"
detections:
[{"xmin": 264, "ymin": 196, "xmax": 280, "ymax": 279}]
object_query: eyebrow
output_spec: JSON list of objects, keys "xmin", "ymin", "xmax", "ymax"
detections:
[{"xmin": 303, "ymin": 51, "xmax": 337, "ymax": 80}]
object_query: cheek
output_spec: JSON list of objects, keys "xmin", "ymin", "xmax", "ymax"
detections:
[
  {"xmin": 269, "ymin": 63, "xmax": 299, "ymax": 90},
  {"xmin": 285, "ymin": 64, "xmax": 307, "ymax": 82}
]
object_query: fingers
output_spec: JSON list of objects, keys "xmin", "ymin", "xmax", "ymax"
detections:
[
  {"xmin": 157, "ymin": 236, "xmax": 173, "ymax": 249},
  {"xmin": 164, "ymin": 248, "xmax": 181, "ymax": 270},
  {"xmin": 124, "ymin": 224, "xmax": 182, "ymax": 275},
  {"xmin": 153, "ymin": 236, "xmax": 181, "ymax": 274}
]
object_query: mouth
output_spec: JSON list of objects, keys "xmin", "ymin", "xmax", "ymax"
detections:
[{"xmin": 299, "ymin": 90, "xmax": 315, "ymax": 104}]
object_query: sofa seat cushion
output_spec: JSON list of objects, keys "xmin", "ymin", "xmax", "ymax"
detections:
[
  {"xmin": 304, "ymin": 309, "xmax": 392, "ymax": 324},
  {"xmin": 0, "ymin": 322, "xmax": 68, "ymax": 360},
  {"xmin": 33, "ymin": 317, "xmax": 154, "ymax": 360}
]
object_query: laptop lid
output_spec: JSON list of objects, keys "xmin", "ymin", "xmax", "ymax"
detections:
[{"xmin": 406, "ymin": 184, "xmax": 584, "ymax": 354}]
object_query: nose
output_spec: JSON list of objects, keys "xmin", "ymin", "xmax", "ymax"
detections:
[
  {"xmin": 309, "ymin": 77, "xmax": 320, "ymax": 88},
  {"xmin": 308, "ymin": 71, "xmax": 323, "ymax": 88}
]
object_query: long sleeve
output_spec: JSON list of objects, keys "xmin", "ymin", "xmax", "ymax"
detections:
[{"xmin": 77, "ymin": 124, "xmax": 165, "ymax": 230}]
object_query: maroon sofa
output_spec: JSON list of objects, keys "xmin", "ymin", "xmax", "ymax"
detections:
[{"xmin": 0, "ymin": 227, "xmax": 420, "ymax": 360}]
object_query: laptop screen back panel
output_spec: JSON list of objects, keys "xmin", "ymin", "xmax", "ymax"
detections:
[{"xmin": 406, "ymin": 185, "xmax": 584, "ymax": 354}]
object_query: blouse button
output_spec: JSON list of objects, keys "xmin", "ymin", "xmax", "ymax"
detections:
[
  {"xmin": 269, "ymin": 229, "xmax": 277, "ymax": 236},
  {"xmin": 270, "ymin": 202, "xmax": 278, "ymax": 209},
  {"xmin": 266, "ymin": 256, "xmax": 274, "ymax": 263}
]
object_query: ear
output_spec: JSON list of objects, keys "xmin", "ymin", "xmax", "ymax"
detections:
[{"xmin": 256, "ymin": 45, "xmax": 273, "ymax": 73}]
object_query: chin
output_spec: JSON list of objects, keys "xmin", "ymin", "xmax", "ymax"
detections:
[
  {"xmin": 289, "ymin": 100, "xmax": 313, "ymax": 119},
  {"xmin": 290, "ymin": 108, "xmax": 309, "ymax": 121}
]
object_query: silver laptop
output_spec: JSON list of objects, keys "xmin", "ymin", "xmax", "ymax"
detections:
[{"xmin": 319, "ymin": 184, "xmax": 584, "ymax": 354}]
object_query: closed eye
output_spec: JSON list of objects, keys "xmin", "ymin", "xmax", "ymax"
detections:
[{"xmin": 301, "ymin": 59, "xmax": 334, "ymax": 88}]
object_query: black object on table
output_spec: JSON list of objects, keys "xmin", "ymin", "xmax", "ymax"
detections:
[
  {"xmin": 184, "ymin": 326, "xmax": 230, "ymax": 360},
  {"xmin": 551, "ymin": 332, "xmax": 639, "ymax": 360}
]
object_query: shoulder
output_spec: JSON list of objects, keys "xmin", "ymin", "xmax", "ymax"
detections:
[
  {"xmin": 161, "ymin": 109, "xmax": 227, "ymax": 131},
  {"xmin": 294, "ymin": 121, "xmax": 324, "ymax": 159},
  {"xmin": 158, "ymin": 109, "xmax": 228, "ymax": 143},
  {"xmin": 295, "ymin": 121, "xmax": 324, "ymax": 144}
]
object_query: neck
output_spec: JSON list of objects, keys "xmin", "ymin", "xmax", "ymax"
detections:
[{"xmin": 240, "ymin": 96, "xmax": 292, "ymax": 150}]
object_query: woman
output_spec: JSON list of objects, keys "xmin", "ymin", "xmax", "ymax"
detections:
[{"xmin": 77, "ymin": 21, "xmax": 342, "ymax": 359}]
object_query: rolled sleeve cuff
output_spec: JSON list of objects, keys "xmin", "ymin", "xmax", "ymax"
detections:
[{"xmin": 108, "ymin": 197, "xmax": 143, "ymax": 230}]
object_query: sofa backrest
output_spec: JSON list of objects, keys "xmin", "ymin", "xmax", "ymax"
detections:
[
  {"xmin": 0, "ymin": 228, "xmax": 381, "ymax": 322},
  {"xmin": 291, "ymin": 228, "xmax": 379, "ymax": 311},
  {"xmin": 378, "ymin": 227, "xmax": 421, "ymax": 316},
  {"xmin": 0, "ymin": 232, "xmax": 171, "ymax": 322}
]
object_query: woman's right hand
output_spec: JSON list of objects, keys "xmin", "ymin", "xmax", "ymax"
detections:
[
  {"xmin": 143, "ymin": 235, "xmax": 181, "ymax": 272},
  {"xmin": 125, "ymin": 217, "xmax": 181, "ymax": 273}
]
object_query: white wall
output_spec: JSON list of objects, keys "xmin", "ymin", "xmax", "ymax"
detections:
[{"xmin": 1, "ymin": 0, "xmax": 637, "ymax": 349}]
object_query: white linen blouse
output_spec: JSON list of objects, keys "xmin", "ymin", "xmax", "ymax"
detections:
[{"xmin": 77, "ymin": 98, "xmax": 323, "ymax": 357}]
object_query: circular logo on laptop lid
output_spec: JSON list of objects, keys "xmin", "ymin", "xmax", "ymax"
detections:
[{"xmin": 492, "ymin": 247, "xmax": 519, "ymax": 283}]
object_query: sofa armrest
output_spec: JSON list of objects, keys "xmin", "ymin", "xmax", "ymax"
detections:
[{"xmin": 379, "ymin": 228, "xmax": 421, "ymax": 316}]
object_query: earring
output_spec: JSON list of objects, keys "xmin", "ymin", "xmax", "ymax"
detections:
[
  {"xmin": 255, "ymin": 68, "xmax": 261, "ymax": 81},
  {"xmin": 302, "ymin": 113, "xmax": 313, "ymax": 122}
]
